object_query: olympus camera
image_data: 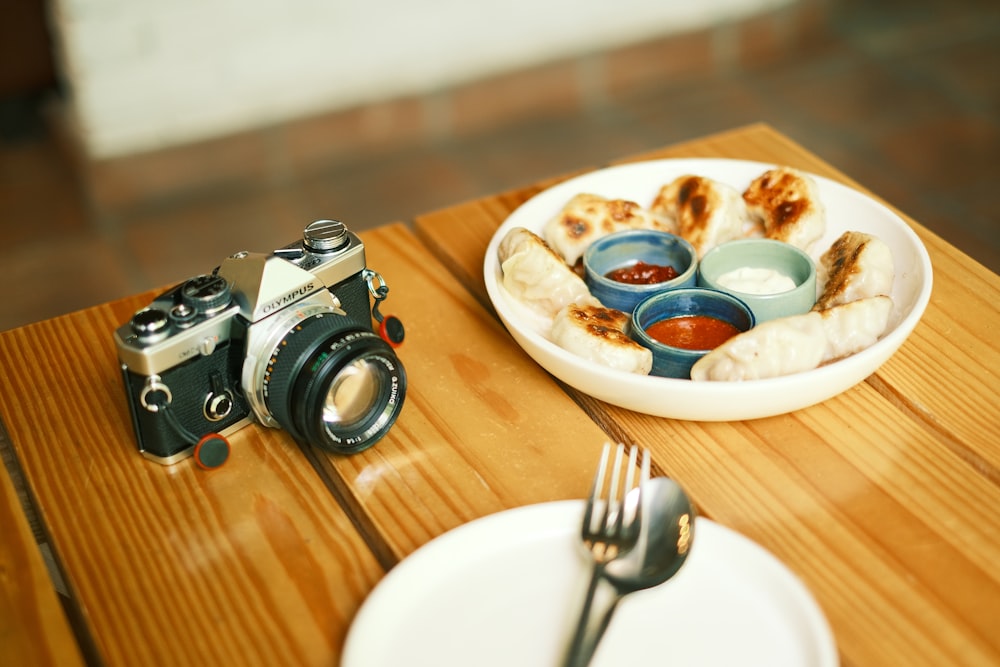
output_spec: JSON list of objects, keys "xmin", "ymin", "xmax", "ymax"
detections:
[{"xmin": 114, "ymin": 220, "xmax": 406, "ymax": 465}]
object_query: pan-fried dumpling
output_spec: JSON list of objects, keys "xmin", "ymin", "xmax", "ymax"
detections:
[
  {"xmin": 498, "ymin": 227, "xmax": 600, "ymax": 321},
  {"xmin": 689, "ymin": 312, "xmax": 827, "ymax": 381},
  {"xmin": 650, "ymin": 175, "xmax": 749, "ymax": 257},
  {"xmin": 690, "ymin": 296, "xmax": 893, "ymax": 381},
  {"xmin": 550, "ymin": 304, "xmax": 652, "ymax": 375},
  {"xmin": 814, "ymin": 231, "xmax": 894, "ymax": 311},
  {"xmin": 743, "ymin": 167, "xmax": 826, "ymax": 253},
  {"xmin": 543, "ymin": 193, "xmax": 675, "ymax": 266},
  {"xmin": 818, "ymin": 295, "xmax": 893, "ymax": 362}
]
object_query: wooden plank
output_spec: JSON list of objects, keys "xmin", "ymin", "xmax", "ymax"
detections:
[
  {"xmin": 0, "ymin": 449, "xmax": 85, "ymax": 666},
  {"xmin": 602, "ymin": 395, "xmax": 1000, "ymax": 666},
  {"xmin": 0, "ymin": 301, "xmax": 387, "ymax": 666},
  {"xmin": 411, "ymin": 123, "xmax": 1000, "ymax": 666}
]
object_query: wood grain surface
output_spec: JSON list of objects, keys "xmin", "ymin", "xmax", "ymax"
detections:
[
  {"xmin": 0, "ymin": 296, "xmax": 387, "ymax": 666},
  {"xmin": 0, "ymin": 447, "xmax": 85, "ymax": 667},
  {"xmin": 2, "ymin": 124, "xmax": 998, "ymax": 667},
  {"xmin": 305, "ymin": 223, "xmax": 615, "ymax": 565},
  {"xmin": 0, "ymin": 221, "xmax": 616, "ymax": 665},
  {"xmin": 412, "ymin": 123, "xmax": 1000, "ymax": 666}
]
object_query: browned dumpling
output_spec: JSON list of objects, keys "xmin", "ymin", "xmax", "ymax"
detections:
[
  {"xmin": 651, "ymin": 175, "xmax": 749, "ymax": 257},
  {"xmin": 814, "ymin": 231, "xmax": 894, "ymax": 311},
  {"xmin": 543, "ymin": 193, "xmax": 675, "ymax": 266},
  {"xmin": 743, "ymin": 167, "xmax": 826, "ymax": 253},
  {"xmin": 550, "ymin": 304, "xmax": 652, "ymax": 375}
]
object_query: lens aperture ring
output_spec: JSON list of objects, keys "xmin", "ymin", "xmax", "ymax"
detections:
[{"xmin": 262, "ymin": 314, "xmax": 350, "ymax": 441}]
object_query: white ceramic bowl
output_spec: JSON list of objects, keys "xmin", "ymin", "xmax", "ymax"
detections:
[{"xmin": 483, "ymin": 158, "xmax": 933, "ymax": 421}]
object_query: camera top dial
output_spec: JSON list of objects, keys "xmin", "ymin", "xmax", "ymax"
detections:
[
  {"xmin": 303, "ymin": 219, "xmax": 350, "ymax": 252},
  {"xmin": 181, "ymin": 274, "xmax": 232, "ymax": 315}
]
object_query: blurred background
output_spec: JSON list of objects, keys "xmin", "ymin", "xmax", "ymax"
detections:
[{"xmin": 1, "ymin": 0, "xmax": 998, "ymax": 331}]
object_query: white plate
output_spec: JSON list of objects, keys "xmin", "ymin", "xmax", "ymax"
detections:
[
  {"xmin": 343, "ymin": 501, "xmax": 838, "ymax": 667},
  {"xmin": 482, "ymin": 158, "xmax": 933, "ymax": 420}
]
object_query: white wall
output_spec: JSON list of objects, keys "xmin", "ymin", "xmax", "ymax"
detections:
[{"xmin": 49, "ymin": 0, "xmax": 792, "ymax": 159}]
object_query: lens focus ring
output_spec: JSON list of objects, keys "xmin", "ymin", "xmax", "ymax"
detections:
[{"xmin": 262, "ymin": 315, "xmax": 405, "ymax": 453}]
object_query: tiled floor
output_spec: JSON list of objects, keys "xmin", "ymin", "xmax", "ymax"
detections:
[{"xmin": 1, "ymin": 0, "xmax": 998, "ymax": 332}]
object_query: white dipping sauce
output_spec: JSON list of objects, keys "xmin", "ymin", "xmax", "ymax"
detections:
[{"xmin": 717, "ymin": 267, "xmax": 796, "ymax": 295}]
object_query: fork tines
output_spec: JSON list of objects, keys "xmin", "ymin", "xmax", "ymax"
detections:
[{"xmin": 582, "ymin": 443, "xmax": 650, "ymax": 560}]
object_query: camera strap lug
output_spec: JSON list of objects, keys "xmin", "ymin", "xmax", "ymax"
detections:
[
  {"xmin": 141, "ymin": 377, "xmax": 230, "ymax": 469},
  {"xmin": 139, "ymin": 375, "xmax": 173, "ymax": 412},
  {"xmin": 364, "ymin": 269, "xmax": 405, "ymax": 347}
]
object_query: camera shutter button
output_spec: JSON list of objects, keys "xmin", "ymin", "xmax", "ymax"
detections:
[{"xmin": 131, "ymin": 308, "xmax": 169, "ymax": 338}]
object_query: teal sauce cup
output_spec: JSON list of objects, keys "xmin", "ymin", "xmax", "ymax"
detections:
[{"xmin": 697, "ymin": 238, "xmax": 816, "ymax": 323}]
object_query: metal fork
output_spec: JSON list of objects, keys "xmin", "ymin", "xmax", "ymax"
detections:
[{"xmin": 562, "ymin": 442, "xmax": 650, "ymax": 667}]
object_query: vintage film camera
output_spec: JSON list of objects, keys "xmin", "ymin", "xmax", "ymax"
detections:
[{"xmin": 114, "ymin": 220, "xmax": 406, "ymax": 466}]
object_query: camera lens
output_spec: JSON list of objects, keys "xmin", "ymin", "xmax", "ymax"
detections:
[
  {"xmin": 322, "ymin": 360, "xmax": 379, "ymax": 427},
  {"xmin": 262, "ymin": 314, "xmax": 406, "ymax": 454}
]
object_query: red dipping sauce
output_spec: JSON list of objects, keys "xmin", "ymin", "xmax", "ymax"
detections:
[
  {"xmin": 645, "ymin": 316, "xmax": 740, "ymax": 350},
  {"xmin": 606, "ymin": 261, "xmax": 679, "ymax": 285}
]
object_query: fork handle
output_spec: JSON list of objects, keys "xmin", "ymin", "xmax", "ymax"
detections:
[
  {"xmin": 562, "ymin": 567, "xmax": 623, "ymax": 667},
  {"xmin": 562, "ymin": 564, "xmax": 602, "ymax": 667},
  {"xmin": 577, "ymin": 592, "xmax": 624, "ymax": 666}
]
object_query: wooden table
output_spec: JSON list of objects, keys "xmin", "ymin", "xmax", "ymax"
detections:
[{"xmin": 2, "ymin": 124, "xmax": 998, "ymax": 666}]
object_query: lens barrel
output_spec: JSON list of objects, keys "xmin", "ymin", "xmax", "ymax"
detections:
[{"xmin": 263, "ymin": 314, "xmax": 406, "ymax": 453}]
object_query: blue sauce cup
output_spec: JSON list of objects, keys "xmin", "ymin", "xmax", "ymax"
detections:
[
  {"xmin": 631, "ymin": 287, "xmax": 755, "ymax": 379},
  {"xmin": 584, "ymin": 230, "xmax": 697, "ymax": 313}
]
